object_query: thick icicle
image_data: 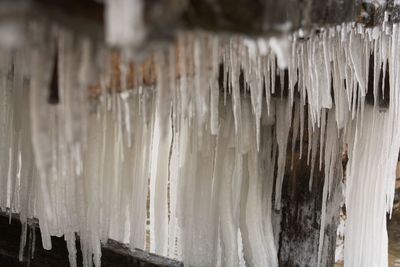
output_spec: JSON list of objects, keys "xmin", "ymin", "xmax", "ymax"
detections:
[{"xmin": 274, "ymin": 99, "xmax": 292, "ymax": 210}]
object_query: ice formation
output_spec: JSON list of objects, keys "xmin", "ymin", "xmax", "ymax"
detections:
[
  {"xmin": 0, "ymin": 19, "xmax": 400, "ymax": 267},
  {"xmin": 105, "ymin": 0, "xmax": 145, "ymax": 48}
]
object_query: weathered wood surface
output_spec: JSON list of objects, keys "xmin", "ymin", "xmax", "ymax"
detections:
[
  {"xmin": 0, "ymin": 213, "xmax": 182, "ymax": 267},
  {"xmin": 1, "ymin": 0, "xmax": 400, "ymax": 45},
  {"xmin": 278, "ymin": 140, "xmax": 343, "ymax": 266},
  {"xmin": 272, "ymin": 109, "xmax": 344, "ymax": 267}
]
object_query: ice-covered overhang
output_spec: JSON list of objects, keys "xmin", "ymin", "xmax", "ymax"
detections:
[
  {"xmin": 1, "ymin": 0, "xmax": 400, "ymax": 50},
  {"xmin": 1, "ymin": 0, "xmax": 396, "ymax": 110}
]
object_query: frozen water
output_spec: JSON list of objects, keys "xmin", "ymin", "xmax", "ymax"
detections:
[{"xmin": 0, "ymin": 20, "xmax": 399, "ymax": 267}]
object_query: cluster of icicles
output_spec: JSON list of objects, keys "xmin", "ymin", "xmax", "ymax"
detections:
[{"xmin": 1, "ymin": 20, "xmax": 400, "ymax": 267}]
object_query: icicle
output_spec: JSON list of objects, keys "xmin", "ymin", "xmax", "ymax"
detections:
[
  {"xmin": 269, "ymin": 37, "xmax": 290, "ymax": 69},
  {"xmin": 149, "ymin": 52, "xmax": 173, "ymax": 256},
  {"xmin": 317, "ymin": 110, "xmax": 339, "ymax": 267},
  {"xmin": 244, "ymin": 38, "xmax": 263, "ymax": 150},
  {"xmin": 344, "ymin": 106, "xmax": 400, "ymax": 267},
  {"xmin": 274, "ymin": 99, "xmax": 292, "ymax": 210},
  {"xmin": 120, "ymin": 91, "xmax": 132, "ymax": 147},
  {"xmin": 230, "ymin": 38, "xmax": 242, "ymax": 138},
  {"xmin": 29, "ymin": 23, "xmax": 56, "ymax": 224},
  {"xmin": 319, "ymin": 109, "xmax": 327, "ymax": 170},
  {"xmin": 308, "ymin": 128, "xmax": 319, "ymax": 191},
  {"xmin": 260, "ymin": 126, "xmax": 279, "ymax": 267},
  {"xmin": 290, "ymin": 101, "xmax": 300, "ymax": 170},
  {"xmin": 244, "ymin": 137, "xmax": 269, "ymax": 266},
  {"xmin": 349, "ymin": 30, "xmax": 367, "ymax": 96},
  {"xmin": 319, "ymin": 33, "xmax": 333, "ymax": 108},
  {"xmin": 65, "ymin": 232, "xmax": 77, "ymax": 267},
  {"xmin": 210, "ymin": 36, "xmax": 220, "ymax": 135},
  {"xmin": 19, "ymin": 222, "xmax": 27, "ymax": 261},
  {"xmin": 167, "ymin": 107, "xmax": 180, "ymax": 258},
  {"xmin": 263, "ymin": 52, "xmax": 272, "ymax": 115},
  {"xmin": 299, "ymin": 96, "xmax": 305, "ymax": 158},
  {"xmin": 218, "ymin": 105, "xmax": 239, "ymax": 267},
  {"xmin": 241, "ymin": 109, "xmax": 278, "ymax": 267},
  {"xmin": 194, "ymin": 34, "xmax": 209, "ymax": 131}
]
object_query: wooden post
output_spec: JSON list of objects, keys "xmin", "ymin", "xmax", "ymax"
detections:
[{"xmin": 276, "ymin": 123, "xmax": 343, "ymax": 266}]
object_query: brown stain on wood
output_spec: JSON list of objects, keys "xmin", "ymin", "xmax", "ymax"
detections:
[{"xmin": 87, "ymin": 50, "xmax": 158, "ymax": 98}]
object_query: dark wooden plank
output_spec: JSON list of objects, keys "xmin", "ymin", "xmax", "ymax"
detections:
[
  {"xmin": 2, "ymin": 0, "xmax": 400, "ymax": 46},
  {"xmin": 0, "ymin": 213, "xmax": 182, "ymax": 267},
  {"xmin": 275, "ymin": 114, "xmax": 343, "ymax": 267}
]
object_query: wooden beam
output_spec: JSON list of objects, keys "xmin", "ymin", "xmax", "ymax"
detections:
[
  {"xmin": 276, "ymin": 115, "xmax": 344, "ymax": 266},
  {"xmin": 2, "ymin": 0, "xmax": 400, "ymax": 47},
  {"xmin": 0, "ymin": 213, "xmax": 182, "ymax": 267}
]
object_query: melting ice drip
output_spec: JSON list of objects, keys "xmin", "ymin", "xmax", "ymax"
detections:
[{"xmin": 0, "ymin": 20, "xmax": 400, "ymax": 267}]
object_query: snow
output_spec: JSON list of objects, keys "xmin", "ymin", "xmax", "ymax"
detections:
[{"xmin": 105, "ymin": 0, "xmax": 145, "ymax": 48}]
